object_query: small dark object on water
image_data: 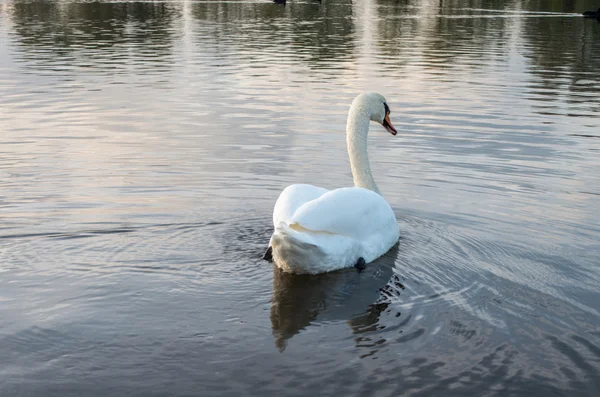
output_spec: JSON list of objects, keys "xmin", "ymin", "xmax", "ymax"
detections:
[
  {"xmin": 273, "ymin": 0, "xmax": 286, "ymax": 5},
  {"xmin": 355, "ymin": 257, "xmax": 366, "ymax": 272},
  {"xmin": 263, "ymin": 246, "xmax": 273, "ymax": 262},
  {"xmin": 582, "ymin": 8, "xmax": 600, "ymax": 18}
]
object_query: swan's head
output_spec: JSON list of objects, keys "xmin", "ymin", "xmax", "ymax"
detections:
[{"xmin": 353, "ymin": 92, "xmax": 398, "ymax": 136}]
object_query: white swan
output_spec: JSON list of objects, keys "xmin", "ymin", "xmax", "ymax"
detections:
[{"xmin": 264, "ymin": 92, "xmax": 400, "ymax": 274}]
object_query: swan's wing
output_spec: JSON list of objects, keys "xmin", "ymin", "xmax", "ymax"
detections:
[
  {"xmin": 289, "ymin": 187, "xmax": 397, "ymax": 241},
  {"xmin": 273, "ymin": 184, "xmax": 329, "ymax": 227}
]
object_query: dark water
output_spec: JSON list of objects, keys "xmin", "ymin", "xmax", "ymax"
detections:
[{"xmin": 1, "ymin": 0, "xmax": 600, "ymax": 395}]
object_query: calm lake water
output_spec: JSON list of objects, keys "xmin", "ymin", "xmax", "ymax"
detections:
[{"xmin": 1, "ymin": 0, "xmax": 600, "ymax": 395}]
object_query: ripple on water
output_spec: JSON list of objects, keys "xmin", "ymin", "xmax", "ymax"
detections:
[{"xmin": 1, "ymin": 0, "xmax": 600, "ymax": 395}]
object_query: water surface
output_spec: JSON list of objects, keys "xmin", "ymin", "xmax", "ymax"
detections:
[{"xmin": 1, "ymin": 0, "xmax": 600, "ymax": 396}]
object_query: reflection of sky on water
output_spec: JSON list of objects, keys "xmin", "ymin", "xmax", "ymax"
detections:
[
  {"xmin": 0, "ymin": 1, "xmax": 598, "ymax": 229},
  {"xmin": 1, "ymin": 1, "xmax": 599, "ymax": 242}
]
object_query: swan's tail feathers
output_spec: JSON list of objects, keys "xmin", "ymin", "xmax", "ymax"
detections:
[{"xmin": 270, "ymin": 222, "xmax": 328, "ymax": 274}]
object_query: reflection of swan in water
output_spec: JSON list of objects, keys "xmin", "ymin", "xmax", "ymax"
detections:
[{"xmin": 270, "ymin": 244, "xmax": 402, "ymax": 351}]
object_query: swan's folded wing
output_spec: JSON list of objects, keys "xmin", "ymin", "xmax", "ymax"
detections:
[
  {"xmin": 273, "ymin": 184, "xmax": 329, "ymax": 227},
  {"xmin": 289, "ymin": 187, "xmax": 397, "ymax": 241}
]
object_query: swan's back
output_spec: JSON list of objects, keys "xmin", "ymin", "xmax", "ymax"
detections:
[
  {"xmin": 290, "ymin": 187, "xmax": 395, "ymax": 241},
  {"xmin": 269, "ymin": 186, "xmax": 399, "ymax": 274}
]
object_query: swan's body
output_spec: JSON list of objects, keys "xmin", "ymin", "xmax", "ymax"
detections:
[{"xmin": 266, "ymin": 93, "xmax": 400, "ymax": 274}]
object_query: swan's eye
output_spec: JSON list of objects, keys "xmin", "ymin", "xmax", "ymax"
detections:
[{"xmin": 383, "ymin": 102, "xmax": 390, "ymax": 115}]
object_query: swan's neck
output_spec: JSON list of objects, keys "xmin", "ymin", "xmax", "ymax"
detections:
[{"xmin": 346, "ymin": 106, "xmax": 381, "ymax": 195}]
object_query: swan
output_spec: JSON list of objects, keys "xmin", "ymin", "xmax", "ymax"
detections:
[{"xmin": 263, "ymin": 92, "xmax": 400, "ymax": 274}]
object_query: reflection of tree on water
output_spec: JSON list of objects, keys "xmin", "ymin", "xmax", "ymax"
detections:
[
  {"xmin": 287, "ymin": 0, "xmax": 355, "ymax": 67},
  {"xmin": 521, "ymin": 0, "xmax": 600, "ymax": 117},
  {"xmin": 270, "ymin": 244, "xmax": 403, "ymax": 352},
  {"xmin": 374, "ymin": 0, "xmax": 511, "ymax": 72},
  {"xmin": 9, "ymin": 0, "xmax": 597, "ymax": 107},
  {"xmin": 10, "ymin": 1, "xmax": 180, "ymax": 69},
  {"xmin": 373, "ymin": 0, "xmax": 599, "ymax": 116},
  {"xmin": 190, "ymin": 0, "xmax": 355, "ymax": 70}
]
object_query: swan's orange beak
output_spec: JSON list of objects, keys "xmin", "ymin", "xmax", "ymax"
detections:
[{"xmin": 382, "ymin": 112, "xmax": 397, "ymax": 135}]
